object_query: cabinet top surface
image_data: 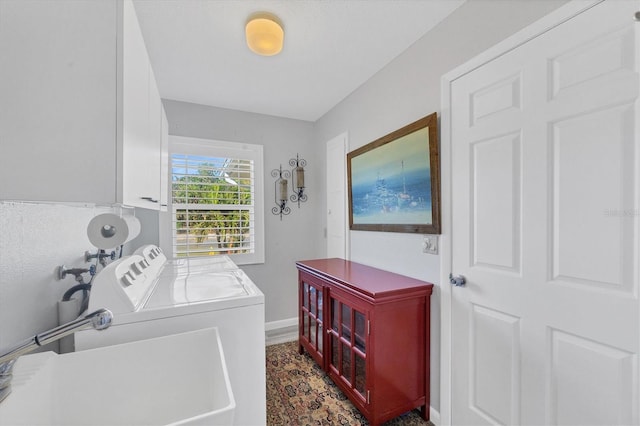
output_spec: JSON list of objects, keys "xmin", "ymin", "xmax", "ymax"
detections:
[{"xmin": 296, "ymin": 258, "xmax": 433, "ymax": 299}]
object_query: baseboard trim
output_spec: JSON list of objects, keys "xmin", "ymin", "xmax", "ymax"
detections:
[
  {"xmin": 430, "ymin": 406, "xmax": 441, "ymax": 425},
  {"xmin": 265, "ymin": 317, "xmax": 298, "ymax": 346},
  {"xmin": 265, "ymin": 317, "xmax": 297, "ymax": 331}
]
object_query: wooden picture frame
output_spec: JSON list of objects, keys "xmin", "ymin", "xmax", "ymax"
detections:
[{"xmin": 347, "ymin": 112, "xmax": 440, "ymax": 234}]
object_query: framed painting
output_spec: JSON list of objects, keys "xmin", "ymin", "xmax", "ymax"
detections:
[{"xmin": 347, "ymin": 112, "xmax": 440, "ymax": 234}]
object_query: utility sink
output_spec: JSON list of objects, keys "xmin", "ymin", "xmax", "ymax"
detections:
[{"xmin": 0, "ymin": 327, "xmax": 235, "ymax": 425}]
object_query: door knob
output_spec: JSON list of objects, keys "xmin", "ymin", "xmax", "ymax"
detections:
[{"xmin": 449, "ymin": 273, "xmax": 466, "ymax": 287}]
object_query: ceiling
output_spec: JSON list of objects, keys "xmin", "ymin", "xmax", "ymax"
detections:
[{"xmin": 133, "ymin": 0, "xmax": 465, "ymax": 122}]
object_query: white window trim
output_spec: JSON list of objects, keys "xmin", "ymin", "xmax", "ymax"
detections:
[{"xmin": 159, "ymin": 135, "xmax": 264, "ymax": 265}]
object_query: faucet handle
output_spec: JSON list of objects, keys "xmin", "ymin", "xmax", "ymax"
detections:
[
  {"xmin": 85, "ymin": 250, "xmax": 116, "ymax": 263},
  {"xmin": 57, "ymin": 266, "xmax": 90, "ymax": 281}
]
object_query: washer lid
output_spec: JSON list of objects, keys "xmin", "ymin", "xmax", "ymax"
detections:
[
  {"xmin": 144, "ymin": 270, "xmax": 250, "ymax": 309},
  {"xmin": 164, "ymin": 256, "xmax": 239, "ymax": 274}
]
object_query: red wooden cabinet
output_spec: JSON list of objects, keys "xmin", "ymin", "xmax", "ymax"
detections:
[{"xmin": 296, "ymin": 258, "xmax": 433, "ymax": 426}]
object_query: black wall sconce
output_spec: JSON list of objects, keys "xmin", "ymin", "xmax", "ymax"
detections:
[
  {"xmin": 289, "ymin": 154, "xmax": 307, "ymax": 207},
  {"xmin": 271, "ymin": 164, "xmax": 291, "ymax": 220},
  {"xmin": 271, "ymin": 154, "xmax": 308, "ymax": 220}
]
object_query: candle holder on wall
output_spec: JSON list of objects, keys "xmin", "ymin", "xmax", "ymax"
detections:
[
  {"xmin": 271, "ymin": 164, "xmax": 291, "ymax": 220},
  {"xmin": 289, "ymin": 154, "xmax": 307, "ymax": 207}
]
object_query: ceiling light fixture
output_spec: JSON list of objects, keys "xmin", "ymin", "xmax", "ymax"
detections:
[{"xmin": 245, "ymin": 12, "xmax": 284, "ymax": 56}]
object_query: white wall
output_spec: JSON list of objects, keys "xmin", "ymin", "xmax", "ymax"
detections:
[
  {"xmin": 313, "ymin": 0, "xmax": 569, "ymax": 414},
  {"xmin": 0, "ymin": 202, "xmax": 118, "ymax": 351},
  {"xmin": 162, "ymin": 100, "xmax": 322, "ymax": 324}
]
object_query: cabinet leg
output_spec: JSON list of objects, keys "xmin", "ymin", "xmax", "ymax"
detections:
[
  {"xmin": 298, "ymin": 342, "xmax": 304, "ymax": 355},
  {"xmin": 420, "ymin": 404, "xmax": 429, "ymax": 421}
]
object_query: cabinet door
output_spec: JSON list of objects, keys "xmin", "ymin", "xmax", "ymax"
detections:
[
  {"xmin": 146, "ymin": 65, "xmax": 162, "ymax": 204},
  {"xmin": 299, "ymin": 276, "xmax": 324, "ymax": 366},
  {"xmin": 327, "ymin": 291, "xmax": 368, "ymax": 405},
  {"xmin": 0, "ymin": 0, "xmax": 118, "ymax": 203},
  {"xmin": 121, "ymin": 0, "xmax": 162, "ymax": 209},
  {"xmin": 159, "ymin": 105, "xmax": 169, "ymax": 211}
]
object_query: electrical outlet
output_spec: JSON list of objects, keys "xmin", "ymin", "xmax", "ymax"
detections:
[{"xmin": 422, "ymin": 236, "xmax": 438, "ymax": 255}]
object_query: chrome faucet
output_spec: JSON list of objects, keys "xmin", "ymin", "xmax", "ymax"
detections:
[{"xmin": 0, "ymin": 308, "xmax": 113, "ymax": 403}]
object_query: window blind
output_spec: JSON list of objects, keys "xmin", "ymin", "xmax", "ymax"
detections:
[{"xmin": 170, "ymin": 153, "xmax": 255, "ymax": 258}]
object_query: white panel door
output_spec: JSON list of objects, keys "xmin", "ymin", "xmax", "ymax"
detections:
[
  {"xmin": 450, "ymin": 1, "xmax": 639, "ymax": 424},
  {"xmin": 326, "ymin": 133, "xmax": 348, "ymax": 259}
]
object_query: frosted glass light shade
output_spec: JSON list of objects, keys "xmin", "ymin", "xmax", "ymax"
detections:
[{"xmin": 245, "ymin": 13, "xmax": 284, "ymax": 56}]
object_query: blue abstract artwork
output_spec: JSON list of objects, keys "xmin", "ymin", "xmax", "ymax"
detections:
[{"xmin": 348, "ymin": 112, "xmax": 440, "ymax": 234}]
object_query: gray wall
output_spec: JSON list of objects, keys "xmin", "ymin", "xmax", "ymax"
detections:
[
  {"xmin": 162, "ymin": 100, "xmax": 322, "ymax": 325},
  {"xmin": 313, "ymin": 0, "xmax": 569, "ymax": 414}
]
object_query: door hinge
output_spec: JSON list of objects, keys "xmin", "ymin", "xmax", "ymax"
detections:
[
  {"xmin": 367, "ymin": 320, "xmax": 370, "ymax": 335},
  {"xmin": 367, "ymin": 390, "xmax": 370, "ymax": 404}
]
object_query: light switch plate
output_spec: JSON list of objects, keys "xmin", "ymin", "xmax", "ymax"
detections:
[{"xmin": 423, "ymin": 236, "xmax": 438, "ymax": 255}]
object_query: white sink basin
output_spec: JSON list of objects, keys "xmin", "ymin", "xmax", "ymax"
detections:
[{"xmin": 0, "ymin": 327, "xmax": 235, "ymax": 425}]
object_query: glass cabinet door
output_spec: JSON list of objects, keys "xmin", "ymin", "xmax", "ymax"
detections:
[
  {"xmin": 328, "ymin": 295, "xmax": 368, "ymax": 402},
  {"xmin": 300, "ymin": 280, "xmax": 324, "ymax": 361}
]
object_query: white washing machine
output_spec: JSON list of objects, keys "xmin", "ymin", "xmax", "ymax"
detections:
[{"xmin": 75, "ymin": 245, "xmax": 266, "ymax": 426}]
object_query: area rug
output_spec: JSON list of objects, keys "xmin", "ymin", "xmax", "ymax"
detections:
[{"xmin": 266, "ymin": 341, "xmax": 432, "ymax": 426}]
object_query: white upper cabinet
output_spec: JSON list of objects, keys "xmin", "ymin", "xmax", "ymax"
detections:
[
  {"xmin": 0, "ymin": 0, "xmax": 167, "ymax": 210},
  {"xmin": 121, "ymin": 0, "xmax": 164, "ymax": 210},
  {"xmin": 0, "ymin": 0, "xmax": 118, "ymax": 203}
]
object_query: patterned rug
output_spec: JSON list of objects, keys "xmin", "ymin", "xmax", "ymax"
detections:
[{"xmin": 266, "ymin": 341, "xmax": 432, "ymax": 426}]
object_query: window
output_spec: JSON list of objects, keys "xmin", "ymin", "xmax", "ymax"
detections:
[{"xmin": 162, "ymin": 135, "xmax": 264, "ymax": 265}]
